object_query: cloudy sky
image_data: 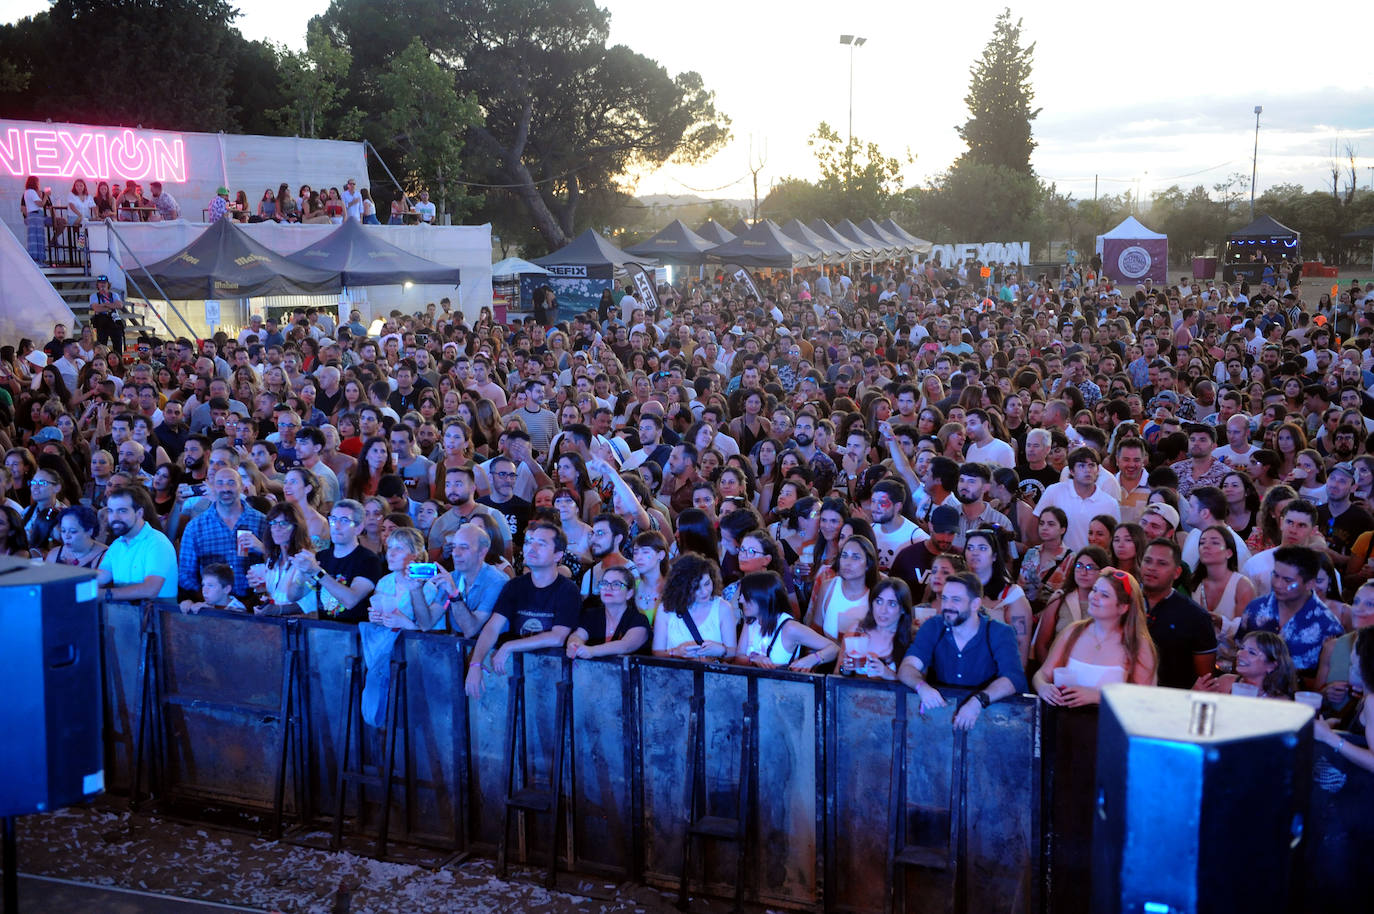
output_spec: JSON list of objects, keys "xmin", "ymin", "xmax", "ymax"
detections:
[{"xmin": 10, "ymin": 0, "xmax": 1373, "ymax": 204}]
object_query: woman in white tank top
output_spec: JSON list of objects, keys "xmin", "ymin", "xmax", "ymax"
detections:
[
  {"xmin": 805, "ymin": 535, "xmax": 877, "ymax": 639},
  {"xmin": 1191, "ymin": 525, "xmax": 1256, "ymax": 671},
  {"xmin": 652, "ymin": 553, "xmax": 737, "ymax": 660},
  {"xmin": 735, "ymin": 571, "xmax": 838, "ymax": 671},
  {"xmin": 1033, "ymin": 567, "xmax": 1158, "ymax": 706}
]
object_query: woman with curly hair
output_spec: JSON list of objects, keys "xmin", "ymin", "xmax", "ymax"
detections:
[{"xmin": 652, "ymin": 551, "xmax": 736, "ymax": 661}]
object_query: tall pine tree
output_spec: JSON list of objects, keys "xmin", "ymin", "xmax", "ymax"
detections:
[{"xmin": 956, "ymin": 9, "xmax": 1040, "ymax": 175}]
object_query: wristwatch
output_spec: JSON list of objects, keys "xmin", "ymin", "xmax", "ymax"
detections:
[{"xmin": 973, "ymin": 691, "xmax": 991, "ymax": 709}]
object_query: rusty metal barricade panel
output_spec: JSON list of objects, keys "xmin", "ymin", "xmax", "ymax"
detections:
[
  {"xmin": 99, "ymin": 600, "xmax": 147, "ymax": 793},
  {"xmin": 825, "ymin": 678, "xmax": 899, "ymax": 913},
  {"xmin": 464, "ymin": 647, "xmax": 566, "ymax": 852},
  {"xmin": 962, "ymin": 697, "xmax": 1038, "ymax": 914},
  {"xmin": 156, "ymin": 609, "xmax": 289, "ymax": 809},
  {"xmin": 570, "ymin": 655, "xmax": 634, "ymax": 877},
  {"xmin": 395, "ymin": 631, "xmax": 466, "ymax": 845},
  {"xmin": 750, "ymin": 673, "xmax": 823, "ymax": 908},
  {"xmin": 298, "ymin": 618, "xmax": 360, "ymax": 821}
]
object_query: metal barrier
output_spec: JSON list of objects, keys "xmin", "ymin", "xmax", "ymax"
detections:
[{"xmin": 95, "ymin": 601, "xmax": 1370, "ymax": 912}]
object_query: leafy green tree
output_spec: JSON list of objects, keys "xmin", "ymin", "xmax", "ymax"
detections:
[
  {"xmin": 957, "ymin": 8, "xmax": 1040, "ymax": 175},
  {"xmin": 758, "ymin": 177, "xmax": 827, "ymax": 224},
  {"xmin": 270, "ymin": 21, "xmax": 361, "ymax": 139},
  {"xmin": 228, "ymin": 37, "xmax": 290, "ymax": 136},
  {"xmin": 808, "ymin": 122, "xmax": 907, "ymax": 221},
  {"xmin": 374, "ymin": 38, "xmax": 482, "ymax": 223},
  {"xmin": 0, "ymin": 0, "xmax": 240, "ymax": 131},
  {"xmin": 318, "ymin": 0, "xmax": 731, "ymax": 253},
  {"xmin": 921, "ymin": 161, "xmax": 1043, "ymax": 242}
]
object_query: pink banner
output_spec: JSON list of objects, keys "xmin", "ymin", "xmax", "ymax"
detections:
[{"xmin": 1102, "ymin": 238, "xmax": 1168, "ymax": 284}]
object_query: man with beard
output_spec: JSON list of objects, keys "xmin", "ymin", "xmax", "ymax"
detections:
[
  {"xmin": 898, "ymin": 571, "xmax": 1027, "ymax": 730},
  {"xmin": 578, "ymin": 513, "xmax": 630, "ymax": 599},
  {"xmin": 869, "ymin": 479, "xmax": 928, "ymax": 573},
  {"xmin": 791, "ymin": 411, "xmax": 836, "ymax": 496},
  {"xmin": 426, "ymin": 463, "xmax": 508, "ymax": 562},
  {"xmin": 181, "ymin": 434, "xmax": 211, "ymax": 494},
  {"xmin": 177, "ymin": 466, "xmax": 266, "ymax": 599},
  {"xmin": 97, "ymin": 486, "xmax": 178, "ymax": 600},
  {"xmin": 1316, "ymin": 463, "xmax": 1372, "ymax": 561},
  {"xmin": 1169, "ymin": 424, "xmax": 1228, "ymax": 499},
  {"xmin": 477, "ymin": 455, "xmax": 531, "ymax": 553},
  {"xmin": 952, "ymin": 463, "xmax": 1012, "ymax": 549},
  {"xmin": 156, "ymin": 399, "xmax": 190, "ymax": 460}
]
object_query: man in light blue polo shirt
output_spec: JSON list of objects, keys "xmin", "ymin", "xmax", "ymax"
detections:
[{"xmin": 97, "ymin": 486, "xmax": 178, "ymax": 601}]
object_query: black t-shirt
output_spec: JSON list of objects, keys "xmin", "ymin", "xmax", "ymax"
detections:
[
  {"xmin": 576, "ymin": 604, "xmax": 651, "ymax": 649},
  {"xmin": 1015, "ymin": 463, "xmax": 1059, "ymax": 504},
  {"xmin": 478, "ymin": 493, "xmax": 531, "ymax": 547},
  {"xmin": 1145, "ymin": 591, "xmax": 1217, "ymax": 689},
  {"xmin": 317, "ymin": 544, "xmax": 385, "ymax": 623},
  {"xmin": 316, "ymin": 387, "xmax": 342, "ymax": 418},
  {"xmin": 1316, "ymin": 503, "xmax": 1374, "ymax": 557},
  {"xmin": 494, "ymin": 573, "xmax": 581, "ymax": 640},
  {"xmin": 890, "ymin": 540, "xmax": 944, "ymax": 591}
]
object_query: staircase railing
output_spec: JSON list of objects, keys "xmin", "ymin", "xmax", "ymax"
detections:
[{"xmin": 101, "ymin": 219, "xmax": 199, "ymax": 342}]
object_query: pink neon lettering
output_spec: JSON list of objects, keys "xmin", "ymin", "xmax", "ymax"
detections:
[
  {"xmin": 0, "ymin": 126, "xmax": 188, "ymax": 182},
  {"xmin": 58, "ymin": 130, "xmax": 99, "ymax": 178},
  {"xmin": 28, "ymin": 129, "xmax": 59, "ymax": 172},
  {"xmin": 110, "ymin": 129, "xmax": 151, "ymax": 177},
  {"xmin": 151, "ymin": 137, "xmax": 186, "ymax": 183},
  {"xmin": 0, "ymin": 129, "xmax": 22, "ymax": 174}
]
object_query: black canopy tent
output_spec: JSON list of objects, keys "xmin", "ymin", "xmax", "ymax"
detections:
[
  {"xmin": 858, "ymin": 217, "xmax": 913, "ymax": 256},
  {"xmin": 623, "ymin": 219, "xmax": 717, "ymax": 265},
  {"xmin": 695, "ymin": 220, "xmax": 737, "ymax": 245},
  {"xmin": 780, "ymin": 218, "xmax": 848, "ymax": 263},
  {"xmin": 835, "ymin": 218, "xmax": 898, "ymax": 260},
  {"xmin": 532, "ymin": 228, "xmax": 652, "ymax": 269},
  {"xmin": 706, "ymin": 219, "xmax": 824, "ymax": 269},
  {"xmin": 730, "ymin": 219, "xmax": 752, "ymax": 238},
  {"xmin": 810, "ymin": 218, "xmax": 872, "ymax": 260},
  {"xmin": 138, "ymin": 219, "xmax": 340, "ymax": 299},
  {"xmin": 288, "ymin": 219, "xmax": 461, "ymax": 287},
  {"xmin": 1223, "ymin": 213, "xmax": 1300, "ymax": 283},
  {"xmin": 1344, "ymin": 224, "xmax": 1374, "ymax": 269}
]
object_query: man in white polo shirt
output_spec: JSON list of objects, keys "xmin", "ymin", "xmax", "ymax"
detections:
[
  {"xmin": 1033, "ymin": 447, "xmax": 1120, "ymax": 551},
  {"xmin": 97, "ymin": 486, "xmax": 178, "ymax": 601}
]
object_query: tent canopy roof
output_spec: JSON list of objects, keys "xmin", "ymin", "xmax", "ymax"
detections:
[
  {"xmin": 1229, "ymin": 213, "xmax": 1299, "ymax": 239},
  {"xmin": 1097, "ymin": 215, "xmax": 1167, "ymax": 241},
  {"xmin": 490, "ymin": 257, "xmax": 550, "ymax": 277},
  {"xmin": 1342, "ymin": 224, "xmax": 1374, "ymax": 240},
  {"xmin": 290, "ymin": 219, "xmax": 460, "ymax": 287},
  {"xmin": 707, "ymin": 219, "xmax": 823, "ymax": 268},
  {"xmin": 623, "ymin": 219, "xmax": 717, "ymax": 263},
  {"xmin": 880, "ymin": 218, "xmax": 932, "ymax": 253},
  {"xmin": 695, "ymin": 220, "xmax": 737, "ymax": 245},
  {"xmin": 858, "ymin": 217, "xmax": 912, "ymax": 253},
  {"xmin": 531, "ymin": 228, "xmax": 651, "ymax": 268},
  {"xmin": 835, "ymin": 218, "xmax": 895, "ymax": 258},
  {"xmin": 779, "ymin": 218, "xmax": 848, "ymax": 261},
  {"xmin": 807, "ymin": 219, "xmax": 871, "ymax": 258},
  {"xmin": 140, "ymin": 219, "xmax": 339, "ymax": 300}
]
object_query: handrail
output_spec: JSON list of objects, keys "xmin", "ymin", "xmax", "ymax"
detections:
[
  {"xmin": 101, "ymin": 218, "xmax": 199, "ymax": 342},
  {"xmin": 363, "ymin": 139, "xmax": 413, "ymax": 213}
]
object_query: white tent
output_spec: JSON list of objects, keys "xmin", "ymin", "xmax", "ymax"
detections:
[
  {"xmin": 1095, "ymin": 215, "xmax": 1166, "ymax": 255},
  {"xmin": 0, "ymin": 220, "xmax": 76, "ymax": 345}
]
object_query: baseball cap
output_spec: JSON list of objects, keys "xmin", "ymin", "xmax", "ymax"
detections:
[
  {"xmin": 931, "ymin": 505, "xmax": 960, "ymax": 534},
  {"xmin": 216, "ymin": 186, "xmax": 229, "ymax": 196},
  {"xmin": 31, "ymin": 426, "xmax": 62, "ymax": 445},
  {"xmin": 1329, "ymin": 462, "xmax": 1355, "ymax": 481},
  {"xmin": 1143, "ymin": 503, "xmax": 1180, "ymax": 530}
]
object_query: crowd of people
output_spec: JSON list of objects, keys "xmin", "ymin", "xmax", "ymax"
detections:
[
  {"xmin": 20, "ymin": 172, "xmax": 435, "ymax": 266},
  {"xmin": 2, "ymin": 257, "xmax": 1373, "ymax": 765}
]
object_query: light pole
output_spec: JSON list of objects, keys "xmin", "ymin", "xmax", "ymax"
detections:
[
  {"xmin": 839, "ymin": 34, "xmax": 866, "ymax": 197},
  {"xmin": 1250, "ymin": 105, "xmax": 1262, "ymax": 218}
]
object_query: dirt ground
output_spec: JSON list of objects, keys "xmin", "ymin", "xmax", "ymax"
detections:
[{"xmin": 9, "ymin": 798, "xmax": 739, "ymax": 914}]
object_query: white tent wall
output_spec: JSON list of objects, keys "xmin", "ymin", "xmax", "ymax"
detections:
[
  {"xmin": 87, "ymin": 221, "xmax": 492, "ymax": 337},
  {"xmin": 0, "ymin": 119, "xmax": 369, "ymax": 243},
  {"xmin": 0, "ymin": 221, "xmax": 78, "ymax": 345}
]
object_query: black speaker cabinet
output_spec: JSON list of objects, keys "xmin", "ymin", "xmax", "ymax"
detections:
[
  {"xmin": 1092, "ymin": 683, "xmax": 1314, "ymax": 914},
  {"xmin": 0, "ymin": 556, "xmax": 104, "ymax": 817}
]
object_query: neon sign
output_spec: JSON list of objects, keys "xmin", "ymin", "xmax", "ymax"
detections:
[{"xmin": 0, "ymin": 126, "xmax": 187, "ymax": 183}]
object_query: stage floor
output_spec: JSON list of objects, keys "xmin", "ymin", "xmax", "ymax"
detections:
[{"xmin": 12, "ymin": 873, "xmax": 264, "ymax": 912}]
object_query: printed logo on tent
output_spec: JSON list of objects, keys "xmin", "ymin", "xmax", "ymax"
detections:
[{"xmin": 1117, "ymin": 245, "xmax": 1152, "ymax": 280}]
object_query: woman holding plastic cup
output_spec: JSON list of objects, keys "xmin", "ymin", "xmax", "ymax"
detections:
[
  {"xmin": 1033, "ymin": 567, "xmax": 1158, "ymax": 707},
  {"xmin": 840, "ymin": 576, "xmax": 913, "ymax": 679},
  {"xmin": 1193, "ymin": 630, "xmax": 1297, "ymax": 700}
]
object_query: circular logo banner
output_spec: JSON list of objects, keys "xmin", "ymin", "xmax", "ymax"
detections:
[{"xmin": 1117, "ymin": 245, "xmax": 1152, "ymax": 280}]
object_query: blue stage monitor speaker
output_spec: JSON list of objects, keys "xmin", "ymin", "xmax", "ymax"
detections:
[
  {"xmin": 1091, "ymin": 684, "xmax": 1313, "ymax": 914},
  {"xmin": 0, "ymin": 557, "xmax": 104, "ymax": 817}
]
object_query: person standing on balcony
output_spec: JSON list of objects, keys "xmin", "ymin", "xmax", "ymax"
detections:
[{"xmin": 22, "ymin": 176, "xmax": 48, "ymax": 264}]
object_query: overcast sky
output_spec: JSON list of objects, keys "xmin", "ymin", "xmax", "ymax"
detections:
[{"xmin": 10, "ymin": 0, "xmax": 1373, "ymax": 206}]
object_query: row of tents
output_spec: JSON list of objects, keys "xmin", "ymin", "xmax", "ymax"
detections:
[
  {"xmin": 139, "ymin": 219, "xmax": 463, "ymax": 300},
  {"xmin": 533, "ymin": 217, "xmax": 932, "ymax": 271}
]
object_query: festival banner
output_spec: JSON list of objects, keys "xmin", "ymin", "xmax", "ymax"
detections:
[
  {"xmin": 724, "ymin": 262, "xmax": 762, "ymax": 302},
  {"xmin": 626, "ymin": 262, "xmax": 661, "ymax": 313}
]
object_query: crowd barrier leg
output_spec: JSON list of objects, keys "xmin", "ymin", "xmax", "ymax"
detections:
[
  {"xmin": 678, "ymin": 670, "xmax": 758, "ymax": 914},
  {"xmin": 130, "ymin": 602, "xmax": 162, "ymax": 808},
  {"xmin": 329, "ymin": 644, "xmax": 413, "ymax": 859},
  {"xmin": 885, "ymin": 690, "xmax": 966, "ymax": 914},
  {"xmin": 498, "ymin": 654, "xmax": 574, "ymax": 888}
]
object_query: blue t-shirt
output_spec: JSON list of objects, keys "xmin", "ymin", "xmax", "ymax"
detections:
[{"xmin": 904, "ymin": 613, "xmax": 1028, "ymax": 693}]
